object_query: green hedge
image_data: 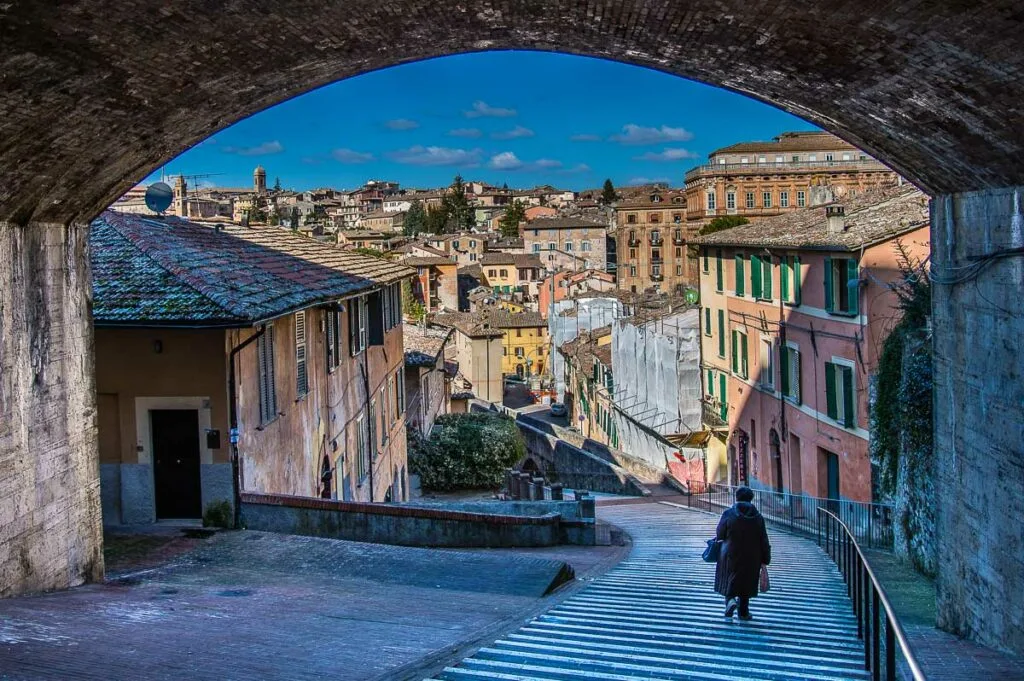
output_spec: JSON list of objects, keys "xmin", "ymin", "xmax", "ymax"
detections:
[{"xmin": 409, "ymin": 413, "xmax": 527, "ymax": 491}]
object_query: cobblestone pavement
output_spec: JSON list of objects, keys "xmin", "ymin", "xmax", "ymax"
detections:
[{"xmin": 0, "ymin": 530, "xmax": 625, "ymax": 681}]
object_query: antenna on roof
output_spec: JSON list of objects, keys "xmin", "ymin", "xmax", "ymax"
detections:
[{"xmin": 144, "ymin": 182, "xmax": 174, "ymax": 215}]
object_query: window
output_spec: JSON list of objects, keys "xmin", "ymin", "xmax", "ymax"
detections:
[
  {"xmin": 726, "ymin": 191, "xmax": 736, "ymax": 210},
  {"xmin": 516, "ymin": 328, "xmax": 522, "ymax": 337},
  {"xmin": 581, "ymin": 240, "xmax": 591, "ymax": 252},
  {"xmin": 452, "ymin": 240, "xmax": 460, "ymax": 249},
  {"xmin": 548, "ymin": 242, "xmax": 556, "ymax": 250},
  {"xmin": 384, "ymin": 283, "xmax": 401, "ymax": 330},
  {"xmin": 397, "ymin": 370, "xmax": 406, "ymax": 415},
  {"xmin": 629, "ymin": 248, "xmax": 637, "ymax": 259},
  {"xmin": 533, "ymin": 243, "xmax": 541, "ymax": 253},
  {"xmin": 780, "ymin": 191, "xmax": 789, "ymax": 208},
  {"xmin": 717, "ymin": 310, "xmax": 725, "ymax": 358},
  {"xmin": 650, "ymin": 212, "xmax": 661, "ymax": 223},
  {"xmin": 367, "ymin": 290, "xmax": 385, "ymax": 345},
  {"xmin": 257, "ymin": 324, "xmax": 277, "ymax": 424},
  {"xmin": 780, "ymin": 345, "xmax": 801, "ymax": 403},
  {"xmin": 630, "ymin": 265, "xmax": 637, "ymax": 277},
  {"xmin": 704, "ymin": 307, "xmax": 712, "ymax": 335},
  {"xmin": 702, "ymin": 251, "xmax": 709, "ymax": 273},
  {"xmin": 750, "ymin": 254, "xmax": 773, "ymax": 300},
  {"xmin": 652, "ymin": 264, "xmax": 661, "ymax": 276},
  {"xmin": 734, "ymin": 253, "xmax": 746, "ymax": 296},
  {"xmin": 740, "ymin": 156, "xmax": 749, "ymax": 164},
  {"xmin": 470, "ymin": 253, "xmax": 477, "ymax": 262},
  {"xmin": 826, "ymin": 153, "xmax": 835, "ymax": 162},
  {"xmin": 731, "ymin": 329, "xmax": 749, "ymax": 378},
  {"xmin": 627, "ymin": 214, "xmax": 637, "ymax": 224},
  {"xmin": 758, "ymin": 156, "xmax": 767, "ymax": 164},
  {"xmin": 809, "ymin": 154, "xmax": 817, "ymax": 162},
  {"xmin": 488, "ymin": 269, "xmax": 497, "ymax": 277},
  {"xmin": 672, "ymin": 213, "xmax": 682, "ymax": 223},
  {"xmin": 295, "ymin": 311, "xmax": 309, "ymax": 397},
  {"xmin": 797, "ymin": 190, "xmax": 806, "ymax": 207},
  {"xmin": 745, "ymin": 192, "xmax": 755, "ymax": 209},
  {"xmin": 825, "ymin": 361, "xmax": 856, "ymax": 428},
  {"xmin": 356, "ymin": 413, "xmax": 367, "ymax": 481},
  {"xmin": 780, "ymin": 255, "xmax": 802, "ymax": 304},
  {"xmin": 652, "ymin": 248, "xmax": 661, "ymax": 261},
  {"xmin": 325, "ymin": 306, "xmax": 342, "ymax": 371},
  {"xmin": 368, "ymin": 398, "xmax": 377, "ymax": 457},
  {"xmin": 824, "ymin": 257, "xmax": 859, "ymax": 315},
  {"xmin": 564, "ymin": 242, "xmax": 573, "ymax": 252},
  {"xmin": 379, "ymin": 386, "xmax": 388, "ymax": 446},
  {"xmin": 762, "ymin": 191, "xmax": 772, "ymax": 209},
  {"xmin": 349, "ymin": 295, "xmax": 367, "ymax": 355},
  {"xmin": 470, "ymin": 240, "xmax": 477, "ymax": 247},
  {"xmin": 792, "ymin": 155, "xmax": 800, "ymax": 163},
  {"xmin": 759, "ymin": 338, "xmax": 774, "ymax": 389},
  {"xmin": 706, "ymin": 192, "xmax": 716, "ymax": 210},
  {"xmin": 715, "ymin": 249, "xmax": 724, "ymax": 292},
  {"xmin": 515, "ymin": 347, "xmax": 524, "ymax": 357},
  {"xmin": 775, "ymin": 155, "xmax": 784, "ymax": 163},
  {"xmin": 676, "ymin": 264, "xmax": 682, "ymax": 276},
  {"xmin": 499, "ymin": 268, "xmax": 508, "ymax": 277},
  {"xmin": 652, "ymin": 230, "xmax": 661, "ymax": 244}
]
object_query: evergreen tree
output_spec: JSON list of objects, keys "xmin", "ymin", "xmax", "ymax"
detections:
[
  {"xmin": 601, "ymin": 178, "xmax": 618, "ymax": 205},
  {"xmin": 442, "ymin": 174, "xmax": 474, "ymax": 232},
  {"xmin": 247, "ymin": 195, "xmax": 268, "ymax": 223},
  {"xmin": 425, "ymin": 205, "xmax": 448, "ymax": 234},
  {"xmin": 499, "ymin": 200, "xmax": 527, "ymax": 238},
  {"xmin": 290, "ymin": 206, "xmax": 300, "ymax": 231},
  {"xmin": 273, "ymin": 176, "xmax": 282, "ymax": 192},
  {"xmin": 404, "ymin": 200, "xmax": 426, "ymax": 236}
]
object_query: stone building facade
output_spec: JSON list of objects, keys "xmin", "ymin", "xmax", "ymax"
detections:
[
  {"xmin": 613, "ymin": 188, "xmax": 692, "ymax": 294},
  {"xmin": 522, "ymin": 216, "xmax": 608, "ymax": 273}
]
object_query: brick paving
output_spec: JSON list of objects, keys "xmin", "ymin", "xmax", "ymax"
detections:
[
  {"xmin": 865, "ymin": 549, "xmax": 1024, "ymax": 681},
  {"xmin": 0, "ymin": 530, "xmax": 625, "ymax": 681}
]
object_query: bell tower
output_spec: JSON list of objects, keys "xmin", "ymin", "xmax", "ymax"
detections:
[{"xmin": 254, "ymin": 165, "xmax": 267, "ymax": 195}]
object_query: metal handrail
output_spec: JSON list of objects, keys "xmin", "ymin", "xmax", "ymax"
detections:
[{"xmin": 817, "ymin": 508, "xmax": 926, "ymax": 681}]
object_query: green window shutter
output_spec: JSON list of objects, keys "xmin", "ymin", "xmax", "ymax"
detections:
[
  {"xmin": 704, "ymin": 307, "xmax": 711, "ymax": 334},
  {"xmin": 793, "ymin": 350, "xmax": 802, "ymax": 405},
  {"xmin": 717, "ymin": 310, "xmax": 725, "ymax": 357},
  {"xmin": 750, "ymin": 255, "xmax": 762, "ymax": 299},
  {"xmin": 825, "ymin": 362, "xmax": 838, "ymax": 420},
  {"xmin": 741, "ymin": 333, "xmax": 748, "ymax": 378},
  {"xmin": 731, "ymin": 330, "xmax": 738, "ymax": 372},
  {"xmin": 781, "ymin": 257, "xmax": 790, "ymax": 302},
  {"xmin": 846, "ymin": 259, "xmax": 859, "ymax": 316},
  {"xmin": 716, "ymin": 249, "xmax": 724, "ymax": 291},
  {"xmin": 735, "ymin": 254, "xmax": 745, "ymax": 296},
  {"xmin": 763, "ymin": 257, "xmax": 773, "ymax": 299},
  {"xmin": 719, "ymin": 373, "xmax": 728, "ymax": 420},
  {"xmin": 707, "ymin": 370, "xmax": 714, "ymax": 396},
  {"xmin": 823, "ymin": 257, "xmax": 834, "ymax": 312},
  {"xmin": 703, "ymin": 251, "xmax": 709, "ymax": 272},
  {"xmin": 780, "ymin": 346, "xmax": 790, "ymax": 396},
  {"xmin": 842, "ymin": 365, "xmax": 855, "ymax": 427},
  {"xmin": 793, "ymin": 255, "xmax": 802, "ymax": 305}
]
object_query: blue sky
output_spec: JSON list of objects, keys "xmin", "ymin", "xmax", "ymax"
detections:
[{"xmin": 147, "ymin": 51, "xmax": 818, "ymax": 192}]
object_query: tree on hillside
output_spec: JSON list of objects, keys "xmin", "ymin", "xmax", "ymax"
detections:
[
  {"xmin": 498, "ymin": 200, "xmax": 527, "ymax": 238},
  {"xmin": 404, "ymin": 200, "xmax": 426, "ymax": 236},
  {"xmin": 425, "ymin": 205, "xmax": 448, "ymax": 234},
  {"xmin": 273, "ymin": 176, "xmax": 282, "ymax": 193},
  {"xmin": 290, "ymin": 206, "xmax": 300, "ymax": 231},
  {"xmin": 402, "ymin": 278, "xmax": 425, "ymax": 322},
  {"xmin": 699, "ymin": 215, "xmax": 749, "ymax": 236},
  {"xmin": 247, "ymin": 196, "xmax": 268, "ymax": 223},
  {"xmin": 601, "ymin": 178, "xmax": 618, "ymax": 205}
]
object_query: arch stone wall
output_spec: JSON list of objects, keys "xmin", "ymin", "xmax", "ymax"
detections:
[{"xmin": 2, "ymin": 0, "xmax": 1024, "ymax": 655}]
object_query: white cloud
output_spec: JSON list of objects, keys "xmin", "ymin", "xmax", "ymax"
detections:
[
  {"xmin": 491, "ymin": 125, "xmax": 535, "ymax": 140},
  {"xmin": 534, "ymin": 159, "xmax": 562, "ymax": 168},
  {"xmin": 390, "ymin": 146, "xmax": 482, "ymax": 167},
  {"xmin": 610, "ymin": 124, "xmax": 694, "ymax": 145},
  {"xmin": 384, "ymin": 118, "xmax": 419, "ymax": 130},
  {"xmin": 488, "ymin": 152, "xmax": 523, "ymax": 170},
  {"xmin": 627, "ymin": 176, "xmax": 671, "ymax": 186},
  {"xmin": 222, "ymin": 140, "xmax": 284, "ymax": 156},
  {"xmin": 633, "ymin": 147, "xmax": 700, "ymax": 162},
  {"xmin": 570, "ymin": 134, "xmax": 601, "ymax": 142},
  {"xmin": 464, "ymin": 100, "xmax": 517, "ymax": 118},
  {"xmin": 448, "ymin": 128, "xmax": 483, "ymax": 138},
  {"xmin": 561, "ymin": 163, "xmax": 591, "ymax": 174},
  {"xmin": 331, "ymin": 148, "xmax": 375, "ymax": 164}
]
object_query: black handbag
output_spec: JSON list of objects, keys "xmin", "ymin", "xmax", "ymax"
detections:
[{"xmin": 702, "ymin": 538, "xmax": 722, "ymax": 563}]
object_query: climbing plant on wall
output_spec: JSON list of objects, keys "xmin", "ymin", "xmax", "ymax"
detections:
[{"xmin": 408, "ymin": 413, "xmax": 526, "ymax": 491}]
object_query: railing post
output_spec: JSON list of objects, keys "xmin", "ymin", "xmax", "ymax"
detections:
[
  {"xmin": 855, "ymin": 554, "xmax": 863, "ymax": 638},
  {"xmin": 872, "ymin": 589, "xmax": 881, "ymax": 681},
  {"xmin": 864, "ymin": 566, "xmax": 872, "ymax": 672},
  {"xmin": 886, "ymin": 618, "xmax": 896, "ymax": 681}
]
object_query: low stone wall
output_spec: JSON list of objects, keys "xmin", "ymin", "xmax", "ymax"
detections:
[
  {"xmin": 240, "ymin": 493, "xmax": 567, "ymax": 548},
  {"xmin": 403, "ymin": 499, "xmax": 596, "ymax": 545}
]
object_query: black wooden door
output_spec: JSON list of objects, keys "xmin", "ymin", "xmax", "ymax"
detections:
[{"xmin": 152, "ymin": 409, "xmax": 202, "ymax": 519}]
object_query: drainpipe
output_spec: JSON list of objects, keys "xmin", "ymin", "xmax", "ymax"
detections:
[
  {"xmin": 228, "ymin": 326, "xmax": 266, "ymax": 529},
  {"xmin": 360, "ymin": 350, "xmax": 374, "ymax": 502}
]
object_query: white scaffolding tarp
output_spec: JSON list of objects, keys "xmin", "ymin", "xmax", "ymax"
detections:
[{"xmin": 549, "ymin": 297, "xmax": 622, "ymax": 401}]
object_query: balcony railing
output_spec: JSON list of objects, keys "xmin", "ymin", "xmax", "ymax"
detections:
[
  {"xmin": 627, "ymin": 237, "xmax": 640, "ymax": 247},
  {"xmin": 650, "ymin": 271, "xmax": 664, "ymax": 281},
  {"xmin": 701, "ymin": 397, "xmax": 728, "ymax": 427},
  {"xmin": 685, "ymin": 158, "xmax": 888, "ymax": 182},
  {"xmin": 649, "ymin": 235, "xmax": 663, "ymax": 245},
  {"xmin": 672, "ymin": 233, "xmax": 685, "ymax": 245}
]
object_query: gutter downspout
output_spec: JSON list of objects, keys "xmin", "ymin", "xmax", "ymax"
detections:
[{"xmin": 228, "ymin": 326, "xmax": 266, "ymax": 529}]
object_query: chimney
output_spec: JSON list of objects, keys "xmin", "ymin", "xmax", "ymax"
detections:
[{"xmin": 826, "ymin": 205, "xmax": 846, "ymax": 234}]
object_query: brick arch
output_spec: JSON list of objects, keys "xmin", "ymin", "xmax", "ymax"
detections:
[{"xmin": 3, "ymin": 0, "xmax": 1024, "ymax": 222}]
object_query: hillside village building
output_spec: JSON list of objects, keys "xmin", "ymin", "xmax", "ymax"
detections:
[
  {"xmin": 613, "ymin": 187, "xmax": 692, "ymax": 294},
  {"xmin": 436, "ymin": 310, "xmax": 549, "ymax": 379},
  {"xmin": 403, "ymin": 324, "xmax": 455, "ymax": 436},
  {"xmin": 522, "ymin": 216, "xmax": 609, "ymax": 273},
  {"xmin": 91, "ymin": 211, "xmax": 414, "ymax": 524},
  {"xmin": 694, "ymin": 185, "xmax": 930, "ymax": 503}
]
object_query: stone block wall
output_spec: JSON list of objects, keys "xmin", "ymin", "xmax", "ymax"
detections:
[
  {"xmin": 0, "ymin": 222, "xmax": 103, "ymax": 597},
  {"xmin": 932, "ymin": 187, "xmax": 1024, "ymax": 655}
]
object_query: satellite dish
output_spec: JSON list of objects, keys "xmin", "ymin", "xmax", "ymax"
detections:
[{"xmin": 145, "ymin": 182, "xmax": 174, "ymax": 214}]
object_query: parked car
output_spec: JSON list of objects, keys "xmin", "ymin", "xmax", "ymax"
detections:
[{"xmin": 550, "ymin": 402, "xmax": 567, "ymax": 417}]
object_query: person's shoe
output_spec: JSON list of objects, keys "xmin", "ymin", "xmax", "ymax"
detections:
[
  {"xmin": 724, "ymin": 598, "xmax": 738, "ymax": 617},
  {"xmin": 738, "ymin": 611, "xmax": 754, "ymax": 621}
]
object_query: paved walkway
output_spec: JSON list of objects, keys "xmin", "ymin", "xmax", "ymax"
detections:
[{"xmin": 428, "ymin": 502, "xmax": 868, "ymax": 680}]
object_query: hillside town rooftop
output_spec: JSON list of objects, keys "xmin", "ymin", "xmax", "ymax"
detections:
[{"xmin": 91, "ymin": 211, "xmax": 412, "ymax": 326}]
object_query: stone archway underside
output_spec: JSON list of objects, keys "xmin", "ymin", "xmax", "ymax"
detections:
[{"xmin": 1, "ymin": 0, "xmax": 1024, "ymax": 223}]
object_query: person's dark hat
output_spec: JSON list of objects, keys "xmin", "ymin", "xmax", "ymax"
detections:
[{"xmin": 735, "ymin": 486, "xmax": 754, "ymax": 502}]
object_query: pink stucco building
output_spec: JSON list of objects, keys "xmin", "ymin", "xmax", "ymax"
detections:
[{"xmin": 695, "ymin": 185, "xmax": 930, "ymax": 503}]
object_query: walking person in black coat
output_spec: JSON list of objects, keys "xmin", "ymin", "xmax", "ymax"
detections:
[{"xmin": 715, "ymin": 486, "xmax": 772, "ymax": 620}]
